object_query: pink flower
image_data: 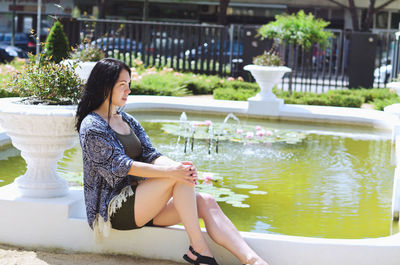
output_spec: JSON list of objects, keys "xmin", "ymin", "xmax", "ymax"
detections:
[
  {"xmin": 192, "ymin": 121, "xmax": 202, "ymax": 127},
  {"xmin": 237, "ymin": 76, "xmax": 244, "ymax": 81},
  {"xmin": 204, "ymin": 120, "xmax": 212, "ymax": 126},
  {"xmin": 204, "ymin": 175, "xmax": 213, "ymax": 182},
  {"xmin": 236, "ymin": 128, "xmax": 243, "ymax": 134},
  {"xmin": 202, "ymin": 174, "xmax": 214, "ymax": 185},
  {"xmin": 227, "ymin": 77, "xmax": 235, "ymax": 81},
  {"xmin": 265, "ymin": 142, "xmax": 272, "ymax": 147},
  {"xmin": 256, "ymin": 130, "xmax": 265, "ymax": 137},
  {"xmin": 246, "ymin": 132, "xmax": 254, "ymax": 139},
  {"xmin": 265, "ymin": 130, "xmax": 273, "ymax": 136},
  {"xmin": 255, "ymin": 126, "xmax": 262, "ymax": 131}
]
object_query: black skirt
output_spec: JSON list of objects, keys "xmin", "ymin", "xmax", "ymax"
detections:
[{"xmin": 110, "ymin": 184, "xmax": 154, "ymax": 230}]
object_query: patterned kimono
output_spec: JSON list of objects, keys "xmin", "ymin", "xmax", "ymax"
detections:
[{"xmin": 79, "ymin": 111, "xmax": 162, "ymax": 240}]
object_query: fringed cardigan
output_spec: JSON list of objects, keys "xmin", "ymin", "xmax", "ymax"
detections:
[{"xmin": 79, "ymin": 112, "xmax": 162, "ymax": 240}]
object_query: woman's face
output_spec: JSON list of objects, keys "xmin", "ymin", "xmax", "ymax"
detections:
[{"xmin": 110, "ymin": 69, "xmax": 131, "ymax": 108}]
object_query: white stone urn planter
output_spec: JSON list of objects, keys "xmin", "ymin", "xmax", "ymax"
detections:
[
  {"xmin": 244, "ymin": 65, "xmax": 291, "ymax": 115},
  {"xmin": 0, "ymin": 98, "xmax": 77, "ymax": 198},
  {"xmin": 387, "ymin": 82, "xmax": 400, "ymax": 98},
  {"xmin": 384, "ymin": 82, "xmax": 400, "ymax": 118},
  {"xmin": 62, "ymin": 60, "xmax": 97, "ymax": 82}
]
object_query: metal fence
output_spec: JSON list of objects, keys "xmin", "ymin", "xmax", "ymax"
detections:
[{"xmin": 61, "ymin": 18, "xmax": 395, "ymax": 93}]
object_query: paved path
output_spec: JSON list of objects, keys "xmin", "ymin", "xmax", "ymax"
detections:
[{"xmin": 0, "ymin": 244, "xmax": 186, "ymax": 265}]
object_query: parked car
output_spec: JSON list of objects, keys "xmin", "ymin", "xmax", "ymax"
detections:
[
  {"xmin": 0, "ymin": 33, "xmax": 36, "ymax": 54},
  {"xmin": 184, "ymin": 40, "xmax": 243, "ymax": 61},
  {"xmin": 139, "ymin": 37, "xmax": 185, "ymax": 59},
  {"xmin": 90, "ymin": 37, "xmax": 142, "ymax": 53},
  {"xmin": 0, "ymin": 44, "xmax": 28, "ymax": 63}
]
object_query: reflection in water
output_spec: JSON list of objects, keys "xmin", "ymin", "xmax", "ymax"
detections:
[{"xmin": 0, "ymin": 117, "xmax": 396, "ymax": 239}]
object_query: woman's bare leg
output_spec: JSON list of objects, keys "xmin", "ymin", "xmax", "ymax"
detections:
[
  {"xmin": 134, "ymin": 178, "xmax": 214, "ymax": 261},
  {"xmin": 151, "ymin": 192, "xmax": 269, "ymax": 265}
]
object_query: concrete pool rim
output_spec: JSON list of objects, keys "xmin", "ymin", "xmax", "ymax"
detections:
[{"xmin": 0, "ymin": 95, "xmax": 400, "ymax": 265}]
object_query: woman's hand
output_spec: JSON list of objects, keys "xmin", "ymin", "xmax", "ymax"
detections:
[
  {"xmin": 167, "ymin": 161, "xmax": 198, "ymax": 186},
  {"xmin": 181, "ymin": 161, "xmax": 198, "ymax": 185}
]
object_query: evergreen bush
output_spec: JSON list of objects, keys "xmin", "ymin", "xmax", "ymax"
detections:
[{"xmin": 44, "ymin": 20, "xmax": 70, "ymax": 63}]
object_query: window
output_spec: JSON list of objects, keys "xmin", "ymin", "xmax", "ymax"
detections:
[
  {"xmin": 375, "ymin": 12, "xmax": 388, "ymax": 29},
  {"xmin": 391, "ymin": 12, "xmax": 400, "ymax": 29}
]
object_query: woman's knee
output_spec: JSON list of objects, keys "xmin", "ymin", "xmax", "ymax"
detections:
[{"xmin": 196, "ymin": 192, "xmax": 219, "ymax": 217}]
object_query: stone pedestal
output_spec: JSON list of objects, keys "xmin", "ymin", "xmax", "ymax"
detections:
[
  {"xmin": 0, "ymin": 98, "xmax": 77, "ymax": 198},
  {"xmin": 244, "ymin": 65, "xmax": 291, "ymax": 116},
  {"xmin": 62, "ymin": 60, "xmax": 97, "ymax": 82},
  {"xmin": 75, "ymin": 61, "xmax": 97, "ymax": 81}
]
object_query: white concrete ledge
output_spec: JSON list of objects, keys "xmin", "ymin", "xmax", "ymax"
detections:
[
  {"xmin": 1, "ymin": 184, "xmax": 400, "ymax": 265},
  {"xmin": 1, "ymin": 95, "xmax": 400, "ymax": 265}
]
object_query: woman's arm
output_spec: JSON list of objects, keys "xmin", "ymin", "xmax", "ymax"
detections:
[
  {"xmin": 128, "ymin": 160, "xmax": 196, "ymax": 186},
  {"xmin": 151, "ymin": 155, "xmax": 180, "ymax": 166},
  {"xmin": 150, "ymin": 156, "xmax": 198, "ymax": 185}
]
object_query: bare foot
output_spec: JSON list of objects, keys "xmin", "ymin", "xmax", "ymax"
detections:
[{"xmin": 243, "ymin": 255, "xmax": 270, "ymax": 265}]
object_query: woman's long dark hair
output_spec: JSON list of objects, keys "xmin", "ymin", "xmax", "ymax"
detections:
[{"xmin": 75, "ymin": 58, "xmax": 131, "ymax": 132}]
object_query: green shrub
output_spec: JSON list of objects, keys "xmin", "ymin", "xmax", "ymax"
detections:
[
  {"xmin": 213, "ymin": 80, "xmax": 259, "ymax": 101},
  {"xmin": 358, "ymin": 88, "xmax": 396, "ymax": 102},
  {"xmin": 44, "ymin": 20, "xmax": 70, "ymax": 63},
  {"xmin": 213, "ymin": 87, "xmax": 258, "ymax": 101},
  {"xmin": 0, "ymin": 88, "xmax": 19, "ymax": 98},
  {"xmin": 8, "ymin": 55, "xmax": 83, "ymax": 104},
  {"xmin": 373, "ymin": 97, "xmax": 400, "ymax": 111},
  {"xmin": 131, "ymin": 72, "xmax": 189, "ymax": 96},
  {"xmin": 70, "ymin": 44, "xmax": 105, "ymax": 62},
  {"xmin": 223, "ymin": 80, "xmax": 260, "ymax": 91},
  {"xmin": 181, "ymin": 74, "xmax": 221, "ymax": 94}
]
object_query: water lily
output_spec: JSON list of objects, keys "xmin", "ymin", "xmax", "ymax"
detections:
[
  {"xmin": 203, "ymin": 174, "xmax": 214, "ymax": 184},
  {"xmin": 236, "ymin": 128, "xmax": 243, "ymax": 134},
  {"xmin": 192, "ymin": 121, "xmax": 202, "ymax": 127},
  {"xmin": 256, "ymin": 130, "xmax": 265, "ymax": 137},
  {"xmin": 255, "ymin": 125, "xmax": 262, "ymax": 131},
  {"xmin": 246, "ymin": 131, "xmax": 254, "ymax": 139},
  {"xmin": 265, "ymin": 130, "xmax": 273, "ymax": 136},
  {"xmin": 204, "ymin": 120, "xmax": 212, "ymax": 126}
]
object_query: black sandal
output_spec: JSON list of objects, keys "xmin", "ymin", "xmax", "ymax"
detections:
[{"xmin": 183, "ymin": 246, "xmax": 219, "ymax": 265}]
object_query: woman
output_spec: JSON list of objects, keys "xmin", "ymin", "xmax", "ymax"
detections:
[{"xmin": 76, "ymin": 58, "xmax": 269, "ymax": 265}]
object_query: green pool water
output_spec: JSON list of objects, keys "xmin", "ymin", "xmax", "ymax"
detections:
[{"xmin": 0, "ymin": 111, "xmax": 397, "ymax": 239}]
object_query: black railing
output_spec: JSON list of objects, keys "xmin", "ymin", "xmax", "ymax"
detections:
[
  {"xmin": 64, "ymin": 18, "xmax": 229, "ymax": 76},
  {"xmin": 61, "ymin": 18, "xmax": 395, "ymax": 92}
]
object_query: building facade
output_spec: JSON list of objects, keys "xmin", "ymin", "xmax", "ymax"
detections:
[
  {"xmin": 73, "ymin": 0, "xmax": 400, "ymax": 30},
  {"xmin": 0, "ymin": 0, "xmax": 74, "ymax": 34},
  {"xmin": 0, "ymin": 0, "xmax": 399, "ymax": 35}
]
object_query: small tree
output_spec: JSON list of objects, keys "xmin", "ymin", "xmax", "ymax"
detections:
[
  {"xmin": 44, "ymin": 20, "xmax": 70, "ymax": 63},
  {"xmin": 258, "ymin": 10, "xmax": 333, "ymax": 50}
]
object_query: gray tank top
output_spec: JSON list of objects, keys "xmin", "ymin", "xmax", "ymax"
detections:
[
  {"xmin": 114, "ymin": 124, "xmax": 146, "ymax": 184},
  {"xmin": 114, "ymin": 126, "xmax": 142, "ymax": 160}
]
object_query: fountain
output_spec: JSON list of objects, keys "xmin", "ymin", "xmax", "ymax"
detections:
[{"xmin": 167, "ymin": 112, "xmax": 305, "ymax": 154}]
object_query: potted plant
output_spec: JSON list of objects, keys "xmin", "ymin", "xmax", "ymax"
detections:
[
  {"xmin": 67, "ymin": 42, "xmax": 105, "ymax": 81},
  {"xmin": 245, "ymin": 10, "xmax": 333, "ymax": 115},
  {"xmin": 244, "ymin": 49, "xmax": 291, "ymax": 105},
  {"xmin": 0, "ymin": 53, "xmax": 83, "ymax": 198},
  {"xmin": 385, "ymin": 78, "xmax": 400, "ymax": 117}
]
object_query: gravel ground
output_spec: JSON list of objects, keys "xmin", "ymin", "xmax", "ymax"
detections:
[{"xmin": 0, "ymin": 244, "xmax": 186, "ymax": 265}]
